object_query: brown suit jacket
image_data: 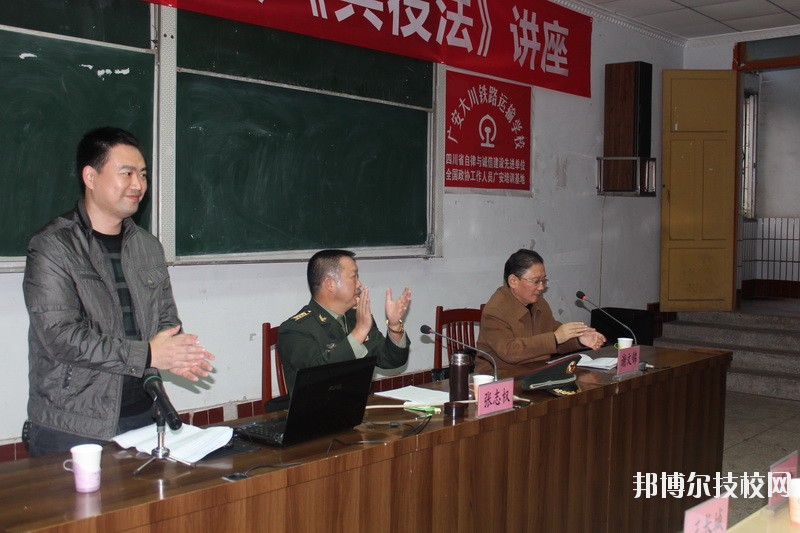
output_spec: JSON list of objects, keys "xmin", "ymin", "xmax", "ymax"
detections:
[{"xmin": 475, "ymin": 286, "xmax": 582, "ymax": 374}]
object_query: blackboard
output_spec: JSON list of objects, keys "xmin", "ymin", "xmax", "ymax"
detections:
[
  {"xmin": 175, "ymin": 72, "xmax": 429, "ymax": 255},
  {"xmin": 0, "ymin": 0, "xmax": 150, "ymax": 49},
  {"xmin": 174, "ymin": 11, "xmax": 433, "ymax": 257},
  {"xmin": 0, "ymin": 5, "xmax": 434, "ymax": 259},
  {"xmin": 178, "ymin": 10, "xmax": 432, "ymax": 108},
  {"xmin": 0, "ymin": 29, "xmax": 154, "ymax": 257}
]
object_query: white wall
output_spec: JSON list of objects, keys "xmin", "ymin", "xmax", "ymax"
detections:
[
  {"xmin": 757, "ymin": 69, "xmax": 800, "ymax": 218},
  {"xmin": 683, "ymin": 41, "xmax": 735, "ymax": 69},
  {"xmin": 0, "ymin": 18, "xmax": 687, "ymax": 444}
]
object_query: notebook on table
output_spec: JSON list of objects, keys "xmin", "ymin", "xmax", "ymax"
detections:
[{"xmin": 234, "ymin": 357, "xmax": 376, "ymax": 447}]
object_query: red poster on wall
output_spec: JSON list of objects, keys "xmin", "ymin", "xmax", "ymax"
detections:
[
  {"xmin": 445, "ymin": 70, "xmax": 531, "ymax": 190},
  {"xmin": 143, "ymin": 0, "xmax": 592, "ymax": 97}
]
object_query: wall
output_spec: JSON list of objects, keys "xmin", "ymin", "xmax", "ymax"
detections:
[
  {"xmin": 757, "ymin": 69, "xmax": 800, "ymax": 218},
  {"xmin": 683, "ymin": 41, "xmax": 735, "ymax": 69},
  {"xmin": 740, "ymin": 70, "xmax": 800, "ymax": 289},
  {"xmin": 0, "ymin": 17, "xmax": 684, "ymax": 445}
]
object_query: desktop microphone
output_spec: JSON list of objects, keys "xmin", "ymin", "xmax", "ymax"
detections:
[
  {"xmin": 143, "ymin": 374, "xmax": 183, "ymax": 431},
  {"xmin": 575, "ymin": 290, "xmax": 638, "ymax": 346},
  {"xmin": 420, "ymin": 325, "xmax": 498, "ymax": 382}
]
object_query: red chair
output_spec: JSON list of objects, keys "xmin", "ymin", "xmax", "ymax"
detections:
[
  {"xmin": 433, "ymin": 305, "xmax": 483, "ymax": 369},
  {"xmin": 260, "ymin": 323, "xmax": 287, "ymax": 413}
]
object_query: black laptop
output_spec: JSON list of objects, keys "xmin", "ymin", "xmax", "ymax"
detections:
[{"xmin": 234, "ymin": 357, "xmax": 376, "ymax": 447}]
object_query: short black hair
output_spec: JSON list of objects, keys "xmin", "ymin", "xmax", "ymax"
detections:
[
  {"xmin": 76, "ymin": 127, "xmax": 143, "ymax": 193},
  {"xmin": 307, "ymin": 249, "xmax": 356, "ymax": 295},
  {"xmin": 503, "ymin": 249, "xmax": 544, "ymax": 285}
]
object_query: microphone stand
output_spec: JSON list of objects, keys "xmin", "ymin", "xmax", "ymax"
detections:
[
  {"xmin": 577, "ymin": 293, "xmax": 638, "ymax": 346},
  {"xmin": 421, "ymin": 326, "xmax": 498, "ymax": 382},
  {"xmin": 133, "ymin": 405, "xmax": 192, "ymax": 476}
]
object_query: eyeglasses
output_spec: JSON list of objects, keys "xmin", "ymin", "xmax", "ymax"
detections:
[{"xmin": 518, "ymin": 277, "xmax": 549, "ymax": 287}]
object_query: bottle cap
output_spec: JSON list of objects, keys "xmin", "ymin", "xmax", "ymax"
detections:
[{"xmin": 451, "ymin": 352, "xmax": 471, "ymax": 365}]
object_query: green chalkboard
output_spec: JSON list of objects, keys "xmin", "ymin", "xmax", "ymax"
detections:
[
  {"xmin": 177, "ymin": 10, "xmax": 432, "ymax": 109},
  {"xmin": 0, "ymin": 0, "xmax": 150, "ymax": 48},
  {"xmin": 0, "ymin": 5, "xmax": 433, "ymax": 259},
  {"xmin": 0, "ymin": 28, "xmax": 154, "ymax": 256},
  {"xmin": 174, "ymin": 11, "xmax": 433, "ymax": 257},
  {"xmin": 175, "ymin": 72, "xmax": 429, "ymax": 256}
]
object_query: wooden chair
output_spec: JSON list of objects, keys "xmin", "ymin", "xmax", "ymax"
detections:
[
  {"xmin": 433, "ymin": 305, "xmax": 483, "ymax": 369},
  {"xmin": 260, "ymin": 322, "xmax": 288, "ymax": 413}
]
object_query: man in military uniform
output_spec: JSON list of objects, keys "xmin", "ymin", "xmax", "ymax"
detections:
[{"xmin": 278, "ymin": 249, "xmax": 411, "ymax": 393}]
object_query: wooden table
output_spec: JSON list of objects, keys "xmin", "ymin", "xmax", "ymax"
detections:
[
  {"xmin": 0, "ymin": 346, "xmax": 730, "ymax": 532},
  {"xmin": 728, "ymin": 504, "xmax": 800, "ymax": 532}
]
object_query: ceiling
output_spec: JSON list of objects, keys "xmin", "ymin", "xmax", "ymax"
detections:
[{"xmin": 576, "ymin": 0, "xmax": 800, "ymax": 40}]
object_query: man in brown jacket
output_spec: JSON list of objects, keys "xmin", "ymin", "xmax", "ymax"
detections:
[{"xmin": 476, "ymin": 249, "xmax": 605, "ymax": 374}]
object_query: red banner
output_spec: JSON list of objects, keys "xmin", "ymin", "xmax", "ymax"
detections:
[
  {"xmin": 445, "ymin": 70, "xmax": 531, "ymax": 190},
  {"xmin": 144, "ymin": 0, "xmax": 592, "ymax": 97}
]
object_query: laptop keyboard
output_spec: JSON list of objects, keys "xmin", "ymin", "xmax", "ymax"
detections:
[{"xmin": 236, "ymin": 417, "xmax": 287, "ymax": 444}]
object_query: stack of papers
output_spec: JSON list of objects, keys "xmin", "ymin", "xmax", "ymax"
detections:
[
  {"xmin": 113, "ymin": 423, "xmax": 233, "ymax": 464},
  {"xmin": 377, "ymin": 386, "xmax": 450, "ymax": 406},
  {"xmin": 576, "ymin": 353, "xmax": 618, "ymax": 370}
]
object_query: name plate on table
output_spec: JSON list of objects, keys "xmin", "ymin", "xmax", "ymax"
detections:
[
  {"xmin": 683, "ymin": 496, "xmax": 728, "ymax": 532},
  {"xmin": 617, "ymin": 346, "xmax": 641, "ymax": 376},
  {"xmin": 768, "ymin": 450, "xmax": 798, "ymax": 508},
  {"xmin": 475, "ymin": 378, "xmax": 514, "ymax": 417}
]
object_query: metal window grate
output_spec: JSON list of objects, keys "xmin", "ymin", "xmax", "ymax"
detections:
[{"xmin": 741, "ymin": 217, "xmax": 800, "ymax": 282}]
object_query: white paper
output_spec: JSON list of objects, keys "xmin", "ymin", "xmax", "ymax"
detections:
[
  {"xmin": 112, "ymin": 423, "xmax": 233, "ymax": 464},
  {"xmin": 376, "ymin": 385, "xmax": 450, "ymax": 406},
  {"xmin": 577, "ymin": 353, "xmax": 618, "ymax": 370}
]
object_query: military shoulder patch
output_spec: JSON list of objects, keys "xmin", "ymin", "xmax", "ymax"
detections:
[{"xmin": 290, "ymin": 309, "xmax": 312, "ymax": 322}]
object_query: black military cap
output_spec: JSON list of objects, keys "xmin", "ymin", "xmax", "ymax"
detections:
[{"xmin": 519, "ymin": 354, "xmax": 581, "ymax": 396}]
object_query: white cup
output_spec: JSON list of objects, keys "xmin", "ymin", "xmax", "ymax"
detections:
[
  {"xmin": 616, "ymin": 337, "xmax": 633, "ymax": 349},
  {"xmin": 472, "ymin": 374, "xmax": 495, "ymax": 399},
  {"xmin": 472, "ymin": 374, "xmax": 494, "ymax": 387},
  {"xmin": 63, "ymin": 444, "xmax": 102, "ymax": 493},
  {"xmin": 789, "ymin": 478, "xmax": 800, "ymax": 525}
]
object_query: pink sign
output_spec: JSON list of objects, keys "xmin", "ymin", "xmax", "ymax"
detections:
[
  {"xmin": 683, "ymin": 496, "xmax": 728, "ymax": 533},
  {"xmin": 617, "ymin": 346, "xmax": 641, "ymax": 376},
  {"xmin": 445, "ymin": 70, "xmax": 531, "ymax": 190},
  {"xmin": 769, "ymin": 451, "xmax": 798, "ymax": 507},
  {"xmin": 475, "ymin": 378, "xmax": 514, "ymax": 417}
]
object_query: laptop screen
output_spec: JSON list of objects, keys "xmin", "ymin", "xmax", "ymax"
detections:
[{"xmin": 281, "ymin": 356, "xmax": 377, "ymax": 446}]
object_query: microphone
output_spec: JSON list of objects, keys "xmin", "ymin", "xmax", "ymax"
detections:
[
  {"xmin": 575, "ymin": 290, "xmax": 638, "ymax": 346},
  {"xmin": 143, "ymin": 375, "xmax": 183, "ymax": 431},
  {"xmin": 420, "ymin": 325, "xmax": 498, "ymax": 382}
]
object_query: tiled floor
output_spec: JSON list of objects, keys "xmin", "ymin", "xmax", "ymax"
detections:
[
  {"xmin": 722, "ymin": 294, "xmax": 800, "ymax": 525},
  {"xmin": 677, "ymin": 297, "xmax": 800, "ymax": 526},
  {"xmin": 723, "ymin": 391, "xmax": 800, "ymax": 525}
]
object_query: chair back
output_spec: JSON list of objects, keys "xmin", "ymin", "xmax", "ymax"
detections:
[
  {"xmin": 262, "ymin": 323, "xmax": 287, "ymax": 405},
  {"xmin": 433, "ymin": 306, "xmax": 483, "ymax": 369}
]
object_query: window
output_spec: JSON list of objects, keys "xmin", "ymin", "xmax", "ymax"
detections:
[{"xmin": 741, "ymin": 92, "xmax": 758, "ymax": 220}]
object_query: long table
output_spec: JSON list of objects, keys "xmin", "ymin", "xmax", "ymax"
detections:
[{"xmin": 0, "ymin": 346, "xmax": 730, "ymax": 532}]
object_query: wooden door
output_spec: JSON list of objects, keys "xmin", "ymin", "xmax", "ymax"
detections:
[{"xmin": 660, "ymin": 70, "xmax": 737, "ymax": 311}]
